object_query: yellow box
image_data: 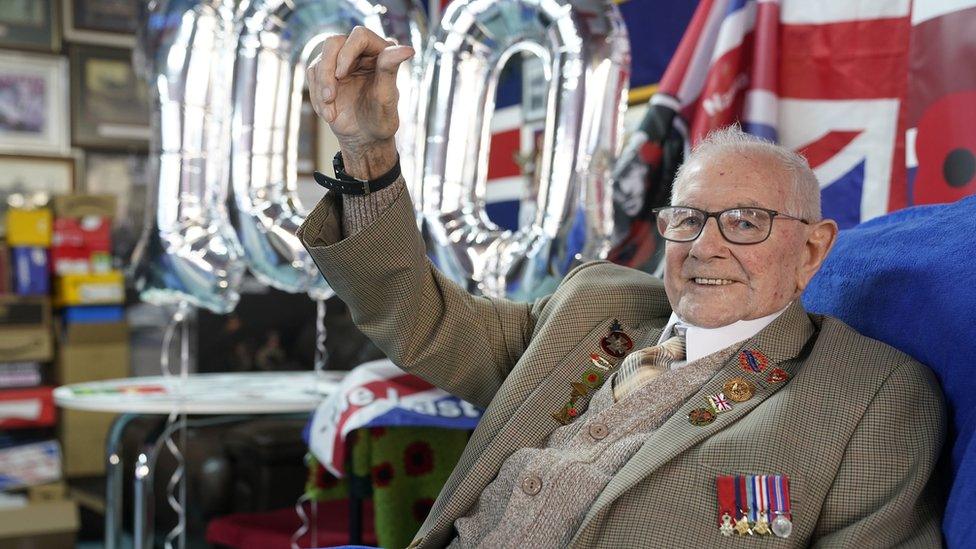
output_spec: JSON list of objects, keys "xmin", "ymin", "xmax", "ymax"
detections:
[
  {"xmin": 6, "ymin": 208, "xmax": 52, "ymax": 247},
  {"xmin": 54, "ymin": 271, "xmax": 124, "ymax": 306}
]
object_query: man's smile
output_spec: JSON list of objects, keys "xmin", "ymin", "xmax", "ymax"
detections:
[{"xmin": 691, "ymin": 277, "xmax": 738, "ymax": 286}]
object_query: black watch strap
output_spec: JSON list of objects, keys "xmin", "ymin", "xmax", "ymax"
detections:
[{"xmin": 313, "ymin": 152, "xmax": 401, "ymax": 196}]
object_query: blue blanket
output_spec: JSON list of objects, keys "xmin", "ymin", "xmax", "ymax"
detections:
[{"xmin": 803, "ymin": 194, "xmax": 976, "ymax": 548}]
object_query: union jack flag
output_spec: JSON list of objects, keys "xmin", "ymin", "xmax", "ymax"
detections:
[{"xmin": 708, "ymin": 392, "xmax": 733, "ymax": 413}]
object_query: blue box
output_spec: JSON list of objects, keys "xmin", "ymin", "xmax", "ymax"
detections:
[
  {"xmin": 11, "ymin": 247, "xmax": 49, "ymax": 296},
  {"xmin": 63, "ymin": 306, "xmax": 125, "ymax": 324}
]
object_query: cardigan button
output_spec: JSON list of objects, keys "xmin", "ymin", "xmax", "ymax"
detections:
[
  {"xmin": 521, "ymin": 474, "xmax": 542, "ymax": 495},
  {"xmin": 588, "ymin": 422, "xmax": 609, "ymax": 440}
]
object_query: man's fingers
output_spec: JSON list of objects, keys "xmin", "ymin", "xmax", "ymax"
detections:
[
  {"xmin": 335, "ymin": 26, "xmax": 390, "ymax": 79},
  {"xmin": 314, "ymin": 35, "xmax": 345, "ymax": 103},
  {"xmin": 374, "ymin": 46, "xmax": 414, "ymax": 104}
]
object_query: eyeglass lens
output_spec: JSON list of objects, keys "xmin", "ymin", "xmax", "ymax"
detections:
[{"xmin": 656, "ymin": 207, "xmax": 773, "ymax": 244}]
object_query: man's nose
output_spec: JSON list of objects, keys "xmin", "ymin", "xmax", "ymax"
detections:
[{"xmin": 689, "ymin": 217, "xmax": 729, "ymax": 259}]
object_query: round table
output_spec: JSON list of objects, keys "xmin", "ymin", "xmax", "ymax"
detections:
[{"xmin": 55, "ymin": 371, "xmax": 345, "ymax": 549}]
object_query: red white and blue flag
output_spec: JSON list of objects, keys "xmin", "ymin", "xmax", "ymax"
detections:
[
  {"xmin": 306, "ymin": 359, "xmax": 482, "ymax": 477},
  {"xmin": 650, "ymin": 0, "xmax": 912, "ymax": 230}
]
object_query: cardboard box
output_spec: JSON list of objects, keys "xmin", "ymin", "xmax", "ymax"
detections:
[
  {"xmin": 55, "ymin": 321, "xmax": 129, "ymax": 385},
  {"xmin": 52, "ymin": 195, "xmax": 116, "ymax": 219},
  {"xmin": 0, "ymin": 499, "xmax": 78, "ymax": 549},
  {"xmin": 0, "ymin": 440, "xmax": 60, "ymax": 489},
  {"xmin": 59, "ymin": 410, "xmax": 117, "ymax": 477},
  {"xmin": 5, "ymin": 209, "xmax": 52, "ymax": 247},
  {"xmin": 54, "ymin": 271, "xmax": 124, "ymax": 306},
  {"xmin": 50, "ymin": 216, "xmax": 112, "ymax": 275},
  {"xmin": 10, "ymin": 248, "xmax": 49, "ymax": 296},
  {"xmin": 28, "ymin": 481, "xmax": 66, "ymax": 503},
  {"xmin": 0, "ymin": 387, "xmax": 55, "ymax": 430},
  {"xmin": 0, "ymin": 297, "xmax": 52, "ymax": 363},
  {"xmin": 56, "ymin": 320, "xmax": 127, "ymax": 477}
]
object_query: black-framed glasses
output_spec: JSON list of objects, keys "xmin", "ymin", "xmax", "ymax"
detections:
[{"xmin": 651, "ymin": 206, "xmax": 810, "ymax": 245}]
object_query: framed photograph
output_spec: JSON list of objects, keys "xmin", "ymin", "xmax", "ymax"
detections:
[
  {"xmin": 0, "ymin": 51, "xmax": 69, "ymax": 155},
  {"xmin": 0, "ymin": 0, "xmax": 60, "ymax": 52},
  {"xmin": 62, "ymin": 0, "xmax": 137, "ymax": 47},
  {"xmin": 84, "ymin": 151, "xmax": 148, "ymax": 258},
  {"xmin": 0, "ymin": 154, "xmax": 75, "ymax": 234},
  {"xmin": 69, "ymin": 44, "xmax": 150, "ymax": 149}
]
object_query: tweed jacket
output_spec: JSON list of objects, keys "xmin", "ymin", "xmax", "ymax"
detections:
[{"xmin": 297, "ymin": 184, "xmax": 946, "ymax": 548}]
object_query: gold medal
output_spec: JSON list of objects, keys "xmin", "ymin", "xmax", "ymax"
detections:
[
  {"xmin": 723, "ymin": 376, "xmax": 756, "ymax": 402},
  {"xmin": 753, "ymin": 512, "xmax": 772, "ymax": 536},
  {"xmin": 734, "ymin": 514, "xmax": 753, "ymax": 536}
]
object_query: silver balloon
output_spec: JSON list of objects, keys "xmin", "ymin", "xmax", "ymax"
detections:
[
  {"xmin": 131, "ymin": 0, "xmax": 245, "ymax": 314},
  {"xmin": 414, "ymin": 0, "xmax": 630, "ymax": 300},
  {"xmin": 230, "ymin": 0, "xmax": 427, "ymax": 300}
]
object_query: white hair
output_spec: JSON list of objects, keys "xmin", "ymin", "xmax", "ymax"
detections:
[{"xmin": 672, "ymin": 125, "xmax": 822, "ymax": 221}]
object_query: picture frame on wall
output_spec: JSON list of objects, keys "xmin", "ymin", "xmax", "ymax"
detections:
[
  {"xmin": 69, "ymin": 44, "xmax": 150, "ymax": 149},
  {"xmin": 0, "ymin": 0, "xmax": 60, "ymax": 52},
  {"xmin": 0, "ymin": 154, "xmax": 75, "ymax": 234},
  {"xmin": 61, "ymin": 0, "xmax": 137, "ymax": 48},
  {"xmin": 84, "ymin": 151, "xmax": 148, "ymax": 258},
  {"xmin": 0, "ymin": 51, "xmax": 70, "ymax": 155}
]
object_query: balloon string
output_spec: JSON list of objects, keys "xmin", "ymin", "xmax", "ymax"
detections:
[
  {"xmin": 291, "ymin": 493, "xmax": 312, "ymax": 549},
  {"xmin": 314, "ymin": 299, "xmax": 329, "ymax": 377},
  {"xmin": 162, "ymin": 302, "xmax": 191, "ymax": 549}
]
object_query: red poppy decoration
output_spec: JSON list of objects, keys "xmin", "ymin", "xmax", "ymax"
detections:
[
  {"xmin": 404, "ymin": 441, "xmax": 435, "ymax": 476},
  {"xmin": 371, "ymin": 462, "xmax": 395, "ymax": 487},
  {"xmin": 913, "ymin": 91, "xmax": 976, "ymax": 206},
  {"xmin": 412, "ymin": 498, "xmax": 435, "ymax": 523},
  {"xmin": 738, "ymin": 350, "xmax": 769, "ymax": 374}
]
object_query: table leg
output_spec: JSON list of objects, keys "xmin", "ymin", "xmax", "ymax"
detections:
[
  {"xmin": 105, "ymin": 413, "xmax": 139, "ymax": 549},
  {"xmin": 134, "ymin": 450, "xmax": 155, "ymax": 549}
]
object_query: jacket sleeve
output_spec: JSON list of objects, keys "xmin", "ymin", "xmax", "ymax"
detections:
[
  {"xmin": 296, "ymin": 183, "xmax": 550, "ymax": 409},
  {"xmin": 811, "ymin": 360, "xmax": 947, "ymax": 548}
]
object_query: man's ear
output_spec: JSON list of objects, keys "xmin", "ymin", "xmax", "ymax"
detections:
[{"xmin": 796, "ymin": 219, "xmax": 838, "ymax": 292}]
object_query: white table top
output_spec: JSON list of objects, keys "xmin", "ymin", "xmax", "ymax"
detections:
[{"xmin": 54, "ymin": 371, "xmax": 344, "ymax": 415}]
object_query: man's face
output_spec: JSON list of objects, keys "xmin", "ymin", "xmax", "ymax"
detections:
[{"xmin": 664, "ymin": 149, "xmax": 810, "ymax": 328}]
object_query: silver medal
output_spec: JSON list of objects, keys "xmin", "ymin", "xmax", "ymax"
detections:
[{"xmin": 772, "ymin": 513, "xmax": 793, "ymax": 538}]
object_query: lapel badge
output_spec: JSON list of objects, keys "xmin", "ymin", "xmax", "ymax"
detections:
[
  {"xmin": 553, "ymin": 369, "xmax": 607, "ymax": 425},
  {"xmin": 723, "ymin": 377, "xmax": 756, "ymax": 403},
  {"xmin": 766, "ymin": 367, "xmax": 789, "ymax": 383},
  {"xmin": 600, "ymin": 319, "xmax": 633, "ymax": 358},
  {"xmin": 739, "ymin": 349, "xmax": 769, "ymax": 374},
  {"xmin": 707, "ymin": 393, "xmax": 733, "ymax": 413},
  {"xmin": 590, "ymin": 353, "xmax": 613, "ymax": 371},
  {"xmin": 688, "ymin": 407, "xmax": 716, "ymax": 426}
]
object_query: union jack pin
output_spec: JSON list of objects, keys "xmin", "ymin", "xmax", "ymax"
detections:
[{"xmin": 707, "ymin": 393, "xmax": 733, "ymax": 413}]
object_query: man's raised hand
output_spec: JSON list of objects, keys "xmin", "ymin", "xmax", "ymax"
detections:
[{"xmin": 306, "ymin": 26, "xmax": 414, "ymax": 179}]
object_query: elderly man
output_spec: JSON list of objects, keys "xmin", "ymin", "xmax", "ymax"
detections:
[{"xmin": 297, "ymin": 27, "xmax": 946, "ymax": 548}]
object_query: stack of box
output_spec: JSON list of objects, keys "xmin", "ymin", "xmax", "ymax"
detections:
[{"xmin": 50, "ymin": 195, "xmax": 129, "ymax": 478}]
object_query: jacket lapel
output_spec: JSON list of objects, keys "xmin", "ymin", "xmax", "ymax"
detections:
[
  {"xmin": 575, "ymin": 302, "xmax": 816, "ymax": 540},
  {"xmin": 421, "ymin": 317, "xmax": 659, "ymax": 542}
]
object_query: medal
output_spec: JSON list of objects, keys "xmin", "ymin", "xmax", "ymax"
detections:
[
  {"xmin": 734, "ymin": 476, "xmax": 753, "ymax": 535},
  {"xmin": 769, "ymin": 475, "xmax": 793, "ymax": 538},
  {"xmin": 600, "ymin": 320, "xmax": 633, "ymax": 358},
  {"xmin": 738, "ymin": 349, "xmax": 769, "ymax": 373},
  {"xmin": 748, "ymin": 475, "xmax": 771, "ymax": 536},
  {"xmin": 716, "ymin": 476, "xmax": 737, "ymax": 537},
  {"xmin": 723, "ymin": 377, "xmax": 756, "ymax": 402},
  {"xmin": 688, "ymin": 407, "xmax": 716, "ymax": 426}
]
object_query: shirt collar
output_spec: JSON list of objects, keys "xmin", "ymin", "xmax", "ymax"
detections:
[{"xmin": 658, "ymin": 304, "xmax": 791, "ymax": 364}]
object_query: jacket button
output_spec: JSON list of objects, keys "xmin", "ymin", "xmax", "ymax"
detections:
[
  {"xmin": 588, "ymin": 422, "xmax": 609, "ymax": 440},
  {"xmin": 521, "ymin": 474, "xmax": 542, "ymax": 495}
]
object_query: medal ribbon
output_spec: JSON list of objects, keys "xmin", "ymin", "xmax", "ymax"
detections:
[
  {"xmin": 753, "ymin": 474, "xmax": 768, "ymax": 520},
  {"xmin": 716, "ymin": 475, "xmax": 736, "ymax": 526},
  {"xmin": 768, "ymin": 475, "xmax": 792, "ymax": 519},
  {"xmin": 736, "ymin": 475, "xmax": 749, "ymax": 520}
]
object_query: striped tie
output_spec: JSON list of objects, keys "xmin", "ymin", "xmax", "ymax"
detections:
[{"xmin": 612, "ymin": 334, "xmax": 687, "ymax": 401}]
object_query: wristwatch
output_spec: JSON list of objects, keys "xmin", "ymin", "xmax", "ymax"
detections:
[{"xmin": 313, "ymin": 151, "xmax": 401, "ymax": 196}]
